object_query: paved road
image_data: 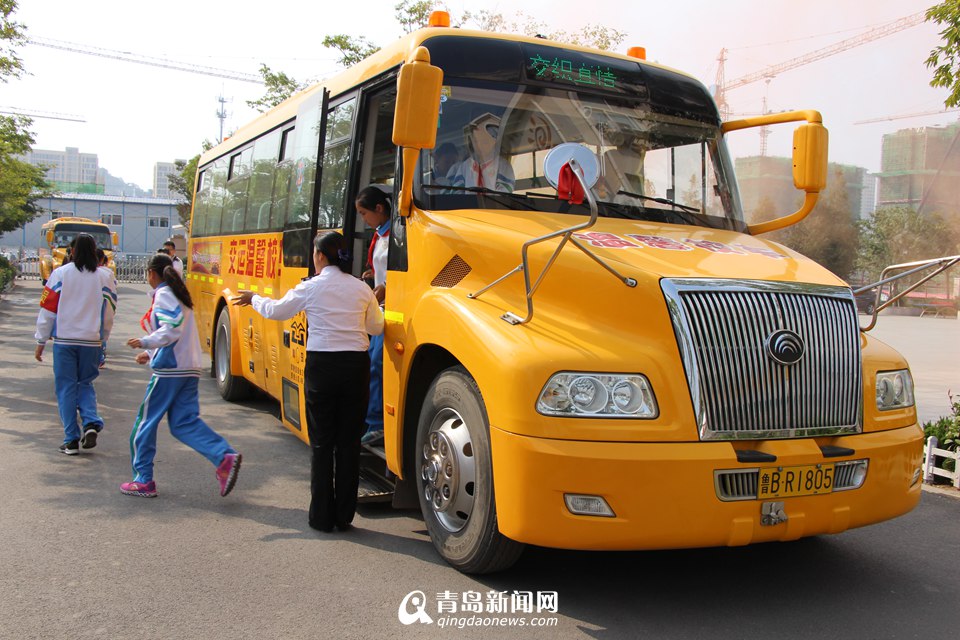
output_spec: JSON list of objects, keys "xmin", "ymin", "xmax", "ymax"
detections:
[{"xmin": 1, "ymin": 277, "xmax": 957, "ymax": 640}]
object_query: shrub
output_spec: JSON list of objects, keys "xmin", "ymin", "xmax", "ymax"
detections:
[
  {"xmin": 0, "ymin": 256, "xmax": 15, "ymax": 292},
  {"xmin": 922, "ymin": 391, "xmax": 959, "ymax": 479}
]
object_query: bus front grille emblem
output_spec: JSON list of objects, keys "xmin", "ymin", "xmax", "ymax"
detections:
[{"xmin": 765, "ymin": 329, "xmax": 805, "ymax": 366}]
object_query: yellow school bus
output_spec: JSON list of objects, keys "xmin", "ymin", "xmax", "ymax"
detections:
[
  {"xmin": 186, "ymin": 13, "xmax": 923, "ymax": 573},
  {"xmin": 39, "ymin": 217, "xmax": 118, "ymax": 283}
]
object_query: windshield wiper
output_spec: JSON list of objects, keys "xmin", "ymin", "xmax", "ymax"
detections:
[
  {"xmin": 422, "ymin": 184, "xmax": 539, "ymax": 211},
  {"xmin": 616, "ymin": 190, "xmax": 699, "ymax": 213},
  {"xmin": 615, "ymin": 189, "xmax": 716, "ymax": 228}
]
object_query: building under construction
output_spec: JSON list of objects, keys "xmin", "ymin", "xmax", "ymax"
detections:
[
  {"xmin": 875, "ymin": 122, "xmax": 960, "ymax": 219},
  {"xmin": 735, "ymin": 156, "xmax": 866, "ymax": 224}
]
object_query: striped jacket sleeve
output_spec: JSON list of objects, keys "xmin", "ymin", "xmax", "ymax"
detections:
[
  {"xmin": 139, "ymin": 289, "xmax": 184, "ymax": 350},
  {"xmin": 34, "ymin": 269, "xmax": 63, "ymax": 344}
]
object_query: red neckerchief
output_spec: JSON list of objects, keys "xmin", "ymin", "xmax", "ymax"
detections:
[{"xmin": 366, "ymin": 227, "xmax": 391, "ymax": 271}]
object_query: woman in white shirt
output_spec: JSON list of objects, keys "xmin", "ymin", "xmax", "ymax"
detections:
[{"xmin": 234, "ymin": 231, "xmax": 383, "ymax": 532}]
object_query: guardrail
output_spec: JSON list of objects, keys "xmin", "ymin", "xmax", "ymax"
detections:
[
  {"xmin": 923, "ymin": 436, "xmax": 960, "ymax": 489},
  {"xmin": 12, "ymin": 257, "xmax": 152, "ymax": 284}
]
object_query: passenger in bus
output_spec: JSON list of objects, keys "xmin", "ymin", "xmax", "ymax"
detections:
[
  {"xmin": 121, "ymin": 253, "xmax": 242, "ymax": 499},
  {"xmin": 233, "ymin": 232, "xmax": 383, "ymax": 532},
  {"xmin": 427, "ymin": 142, "xmax": 459, "ymax": 185},
  {"xmin": 356, "ymin": 186, "xmax": 391, "ymax": 447},
  {"xmin": 34, "ymin": 233, "xmax": 117, "ymax": 456},
  {"xmin": 447, "ymin": 112, "xmax": 515, "ymax": 192}
]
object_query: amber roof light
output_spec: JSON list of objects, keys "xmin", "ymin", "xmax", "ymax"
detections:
[
  {"xmin": 428, "ymin": 11, "xmax": 450, "ymax": 27},
  {"xmin": 627, "ymin": 46, "xmax": 647, "ymax": 60}
]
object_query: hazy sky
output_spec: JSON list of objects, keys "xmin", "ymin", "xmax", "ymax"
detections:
[{"xmin": 2, "ymin": 0, "xmax": 949, "ymax": 190}]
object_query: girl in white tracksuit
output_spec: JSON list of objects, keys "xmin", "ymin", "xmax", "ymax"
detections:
[
  {"xmin": 120, "ymin": 253, "xmax": 241, "ymax": 499},
  {"xmin": 34, "ymin": 233, "xmax": 117, "ymax": 454}
]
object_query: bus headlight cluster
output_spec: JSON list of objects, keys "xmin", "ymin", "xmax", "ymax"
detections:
[
  {"xmin": 537, "ymin": 373, "xmax": 658, "ymax": 418},
  {"xmin": 875, "ymin": 369, "xmax": 914, "ymax": 411}
]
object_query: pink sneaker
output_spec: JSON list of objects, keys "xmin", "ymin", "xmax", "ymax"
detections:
[
  {"xmin": 120, "ymin": 480, "xmax": 157, "ymax": 498},
  {"xmin": 216, "ymin": 453, "xmax": 241, "ymax": 497}
]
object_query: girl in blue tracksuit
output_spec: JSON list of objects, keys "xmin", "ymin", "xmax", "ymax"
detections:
[{"xmin": 121, "ymin": 253, "xmax": 241, "ymax": 499}]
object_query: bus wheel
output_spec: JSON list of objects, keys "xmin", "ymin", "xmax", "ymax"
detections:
[
  {"xmin": 416, "ymin": 366, "xmax": 524, "ymax": 574},
  {"xmin": 215, "ymin": 307, "xmax": 251, "ymax": 401}
]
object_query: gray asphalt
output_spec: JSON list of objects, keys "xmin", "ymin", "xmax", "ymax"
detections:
[{"xmin": 1, "ymin": 276, "xmax": 957, "ymax": 640}]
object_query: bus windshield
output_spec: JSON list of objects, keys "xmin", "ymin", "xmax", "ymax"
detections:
[
  {"xmin": 415, "ymin": 80, "xmax": 745, "ymax": 231},
  {"xmin": 48, "ymin": 223, "xmax": 113, "ymax": 250}
]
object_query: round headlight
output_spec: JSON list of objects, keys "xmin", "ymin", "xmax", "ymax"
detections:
[
  {"xmin": 612, "ymin": 380, "xmax": 644, "ymax": 414},
  {"xmin": 569, "ymin": 376, "xmax": 608, "ymax": 413}
]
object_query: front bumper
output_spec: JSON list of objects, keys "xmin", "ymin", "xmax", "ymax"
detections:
[{"xmin": 490, "ymin": 424, "xmax": 923, "ymax": 550}]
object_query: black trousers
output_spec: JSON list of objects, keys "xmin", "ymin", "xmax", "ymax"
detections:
[{"xmin": 304, "ymin": 350, "xmax": 370, "ymax": 530}]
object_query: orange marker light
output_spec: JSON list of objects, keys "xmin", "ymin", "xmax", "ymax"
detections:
[
  {"xmin": 428, "ymin": 11, "xmax": 450, "ymax": 27},
  {"xmin": 627, "ymin": 46, "xmax": 647, "ymax": 60}
]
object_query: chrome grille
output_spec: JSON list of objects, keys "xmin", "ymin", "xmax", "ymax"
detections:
[{"xmin": 662, "ymin": 279, "xmax": 862, "ymax": 441}]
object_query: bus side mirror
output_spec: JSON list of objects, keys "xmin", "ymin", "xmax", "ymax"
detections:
[
  {"xmin": 792, "ymin": 123, "xmax": 828, "ymax": 193},
  {"xmin": 393, "ymin": 46, "xmax": 443, "ymax": 216},
  {"xmin": 722, "ymin": 110, "xmax": 829, "ymax": 235},
  {"xmin": 112, "ymin": 231, "xmax": 119, "ymax": 247}
]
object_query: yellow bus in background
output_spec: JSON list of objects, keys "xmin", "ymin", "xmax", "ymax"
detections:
[
  {"xmin": 39, "ymin": 217, "xmax": 118, "ymax": 283},
  {"xmin": 186, "ymin": 13, "xmax": 923, "ymax": 573}
]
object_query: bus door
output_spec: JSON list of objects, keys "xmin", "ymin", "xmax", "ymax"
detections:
[{"xmin": 348, "ymin": 82, "xmax": 399, "ymax": 276}]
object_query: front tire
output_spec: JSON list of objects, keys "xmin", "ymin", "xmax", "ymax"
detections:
[
  {"xmin": 215, "ymin": 307, "xmax": 251, "ymax": 401},
  {"xmin": 416, "ymin": 366, "xmax": 524, "ymax": 574}
]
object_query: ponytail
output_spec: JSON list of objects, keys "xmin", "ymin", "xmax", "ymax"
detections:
[
  {"xmin": 315, "ymin": 231, "xmax": 352, "ymax": 274},
  {"xmin": 147, "ymin": 253, "xmax": 193, "ymax": 309}
]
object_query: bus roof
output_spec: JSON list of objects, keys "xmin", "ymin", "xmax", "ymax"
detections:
[{"xmin": 40, "ymin": 217, "xmax": 109, "ymax": 230}]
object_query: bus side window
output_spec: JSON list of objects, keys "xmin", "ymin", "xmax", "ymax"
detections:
[
  {"xmin": 245, "ymin": 128, "xmax": 282, "ymax": 233},
  {"xmin": 271, "ymin": 127, "xmax": 295, "ymax": 230},
  {"xmin": 315, "ymin": 97, "xmax": 357, "ymax": 230}
]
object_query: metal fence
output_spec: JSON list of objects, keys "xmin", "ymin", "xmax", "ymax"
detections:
[{"xmin": 7, "ymin": 254, "xmax": 152, "ymax": 284}]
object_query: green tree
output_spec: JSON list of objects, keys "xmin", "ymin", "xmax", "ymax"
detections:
[
  {"xmin": 324, "ymin": 4, "xmax": 627, "ymax": 71},
  {"xmin": 926, "ymin": 1, "xmax": 960, "ymax": 108},
  {"xmin": 168, "ymin": 141, "xmax": 213, "ymax": 228},
  {"xmin": 855, "ymin": 206, "xmax": 959, "ymax": 281},
  {"xmin": 0, "ymin": 1, "xmax": 54, "ymax": 234},
  {"xmin": 775, "ymin": 168, "xmax": 859, "ymax": 279},
  {"xmin": 246, "ymin": 64, "xmax": 307, "ymax": 113},
  {"xmin": 322, "ymin": 34, "xmax": 380, "ymax": 68},
  {"xmin": 0, "ymin": 0, "xmax": 25, "ymax": 81}
]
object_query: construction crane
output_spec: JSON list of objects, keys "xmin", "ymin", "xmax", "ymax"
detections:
[
  {"xmin": 0, "ymin": 107, "xmax": 85, "ymax": 122},
  {"xmin": 854, "ymin": 108, "xmax": 960, "ymax": 125},
  {"xmin": 26, "ymin": 37, "xmax": 263, "ymax": 84},
  {"xmin": 714, "ymin": 11, "xmax": 927, "ymax": 119}
]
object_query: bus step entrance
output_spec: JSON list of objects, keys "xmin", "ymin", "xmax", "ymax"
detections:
[{"xmin": 358, "ymin": 448, "xmax": 394, "ymax": 503}]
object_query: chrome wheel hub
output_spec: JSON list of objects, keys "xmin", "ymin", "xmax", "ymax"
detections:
[{"xmin": 420, "ymin": 409, "xmax": 476, "ymax": 533}]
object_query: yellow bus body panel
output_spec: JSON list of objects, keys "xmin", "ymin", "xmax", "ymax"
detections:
[{"xmin": 489, "ymin": 424, "xmax": 922, "ymax": 549}]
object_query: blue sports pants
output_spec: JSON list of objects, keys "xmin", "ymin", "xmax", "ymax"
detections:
[
  {"xmin": 365, "ymin": 333, "xmax": 384, "ymax": 432},
  {"xmin": 52, "ymin": 343, "xmax": 103, "ymax": 444},
  {"xmin": 129, "ymin": 375, "xmax": 234, "ymax": 483}
]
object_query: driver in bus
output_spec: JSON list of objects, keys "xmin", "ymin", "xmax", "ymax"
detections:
[{"xmin": 447, "ymin": 112, "xmax": 515, "ymax": 193}]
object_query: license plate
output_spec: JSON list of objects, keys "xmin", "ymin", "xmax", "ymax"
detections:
[{"xmin": 757, "ymin": 464, "xmax": 835, "ymax": 499}]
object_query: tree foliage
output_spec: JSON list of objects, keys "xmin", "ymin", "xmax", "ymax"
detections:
[
  {"xmin": 0, "ymin": 0, "xmax": 25, "ymax": 82},
  {"xmin": 168, "ymin": 142, "xmax": 213, "ymax": 229},
  {"xmin": 246, "ymin": 64, "xmax": 307, "ymax": 113},
  {"xmin": 773, "ymin": 168, "xmax": 859, "ymax": 279},
  {"xmin": 855, "ymin": 206, "xmax": 959, "ymax": 281},
  {"xmin": 0, "ymin": 1, "xmax": 54, "ymax": 234},
  {"xmin": 459, "ymin": 9, "xmax": 626, "ymax": 50},
  {"xmin": 926, "ymin": 1, "xmax": 960, "ymax": 108},
  {"xmin": 322, "ymin": 4, "xmax": 628, "ymax": 72}
]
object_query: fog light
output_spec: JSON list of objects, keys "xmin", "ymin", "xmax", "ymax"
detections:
[{"xmin": 564, "ymin": 494, "xmax": 615, "ymax": 517}]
